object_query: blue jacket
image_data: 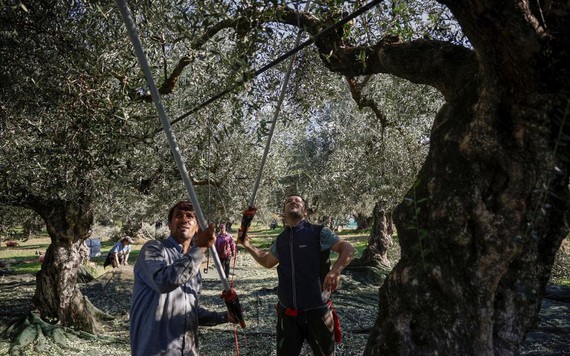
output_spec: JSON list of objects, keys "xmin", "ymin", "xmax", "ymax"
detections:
[{"xmin": 130, "ymin": 236, "xmax": 225, "ymax": 356}]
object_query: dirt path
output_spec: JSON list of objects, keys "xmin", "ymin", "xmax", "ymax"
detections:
[{"xmin": 1, "ymin": 254, "xmax": 569, "ymax": 355}]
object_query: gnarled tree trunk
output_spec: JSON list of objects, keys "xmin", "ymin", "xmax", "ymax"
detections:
[
  {"xmin": 353, "ymin": 212, "xmax": 373, "ymax": 230},
  {"xmin": 30, "ymin": 198, "xmax": 102, "ymax": 333},
  {"xmin": 357, "ymin": 2, "xmax": 570, "ymax": 355},
  {"xmin": 353, "ymin": 202, "xmax": 394, "ymax": 268}
]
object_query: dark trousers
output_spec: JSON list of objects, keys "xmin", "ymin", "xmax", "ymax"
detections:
[
  {"xmin": 111, "ymin": 253, "xmax": 124, "ymax": 268},
  {"xmin": 220, "ymin": 257, "xmax": 231, "ymax": 278},
  {"xmin": 276, "ymin": 305, "xmax": 335, "ymax": 356}
]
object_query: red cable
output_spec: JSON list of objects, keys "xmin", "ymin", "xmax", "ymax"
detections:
[{"xmin": 234, "ymin": 324, "xmax": 240, "ymax": 355}]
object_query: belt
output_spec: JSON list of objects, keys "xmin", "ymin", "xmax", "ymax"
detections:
[{"xmin": 278, "ymin": 303, "xmax": 328, "ymax": 317}]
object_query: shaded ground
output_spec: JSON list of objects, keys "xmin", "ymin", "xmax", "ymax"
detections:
[
  {"xmin": 1, "ymin": 253, "xmax": 569, "ymax": 355},
  {"xmin": 523, "ymin": 284, "xmax": 570, "ymax": 356}
]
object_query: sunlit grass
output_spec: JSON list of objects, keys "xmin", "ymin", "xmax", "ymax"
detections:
[
  {"xmin": 14, "ymin": 260, "xmax": 42, "ymax": 274},
  {"xmin": 1, "ymin": 234, "xmax": 50, "ymax": 275},
  {"xmin": 0, "ymin": 234, "xmax": 143, "ymax": 276},
  {"xmin": 1, "ymin": 226, "xmax": 567, "ymax": 289}
]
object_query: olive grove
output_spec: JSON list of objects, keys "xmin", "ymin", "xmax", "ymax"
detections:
[
  {"xmin": 2, "ymin": 0, "xmax": 568, "ymax": 355},
  {"xmin": 126, "ymin": 0, "xmax": 569, "ymax": 354},
  {"xmin": 0, "ymin": 1, "xmax": 156, "ymax": 332},
  {"xmin": 0, "ymin": 0, "xmax": 420, "ymax": 333}
]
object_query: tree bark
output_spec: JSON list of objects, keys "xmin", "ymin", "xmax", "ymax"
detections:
[
  {"xmin": 353, "ymin": 212, "xmax": 372, "ymax": 230},
  {"xmin": 29, "ymin": 198, "xmax": 102, "ymax": 333},
  {"xmin": 214, "ymin": 6, "xmax": 568, "ymax": 352},
  {"xmin": 357, "ymin": 2, "xmax": 570, "ymax": 355},
  {"xmin": 354, "ymin": 202, "xmax": 393, "ymax": 268}
]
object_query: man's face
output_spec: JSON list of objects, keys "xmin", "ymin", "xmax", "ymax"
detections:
[
  {"xmin": 168, "ymin": 207, "xmax": 198, "ymax": 243},
  {"xmin": 283, "ymin": 195, "xmax": 306, "ymax": 218}
]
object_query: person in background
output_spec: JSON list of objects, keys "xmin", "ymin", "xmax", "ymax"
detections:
[
  {"xmin": 239, "ymin": 194, "xmax": 355, "ymax": 356},
  {"xmin": 215, "ymin": 222, "xmax": 236, "ymax": 278},
  {"xmin": 130, "ymin": 200, "xmax": 237, "ymax": 356},
  {"xmin": 108, "ymin": 236, "xmax": 133, "ymax": 268},
  {"xmin": 269, "ymin": 218, "xmax": 278, "ymax": 230}
]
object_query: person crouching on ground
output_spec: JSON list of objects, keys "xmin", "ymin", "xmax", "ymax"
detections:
[
  {"xmin": 110, "ymin": 236, "xmax": 133, "ymax": 267},
  {"xmin": 130, "ymin": 200, "xmax": 238, "ymax": 356}
]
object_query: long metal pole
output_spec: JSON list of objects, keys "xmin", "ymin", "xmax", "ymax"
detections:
[
  {"xmin": 248, "ymin": 0, "xmax": 312, "ymax": 208},
  {"xmin": 116, "ymin": 0, "xmax": 230, "ymax": 291}
]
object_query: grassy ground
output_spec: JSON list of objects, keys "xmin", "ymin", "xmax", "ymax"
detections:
[
  {"xmin": 0, "ymin": 225, "xmax": 566, "ymax": 286},
  {"xmin": 0, "ymin": 224, "xmax": 373, "ymax": 277},
  {"xmin": 0, "ymin": 225, "xmax": 568, "ymax": 355},
  {"xmin": 0, "ymin": 224, "xmax": 375, "ymax": 356}
]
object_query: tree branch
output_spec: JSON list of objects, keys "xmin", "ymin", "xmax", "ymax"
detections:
[
  {"xmin": 140, "ymin": 6, "xmax": 323, "ymax": 101},
  {"xmin": 146, "ymin": 5, "xmax": 477, "ymax": 104},
  {"xmin": 313, "ymin": 35, "xmax": 477, "ymax": 101},
  {"xmin": 375, "ymin": 39, "xmax": 477, "ymax": 101},
  {"xmin": 345, "ymin": 76, "xmax": 390, "ymax": 129}
]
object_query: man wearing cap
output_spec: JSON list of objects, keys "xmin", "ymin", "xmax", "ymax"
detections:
[
  {"xmin": 130, "ymin": 200, "xmax": 238, "ymax": 356},
  {"xmin": 109, "ymin": 236, "xmax": 134, "ymax": 268}
]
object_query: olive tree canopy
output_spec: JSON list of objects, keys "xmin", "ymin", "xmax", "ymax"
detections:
[{"xmin": 143, "ymin": 1, "xmax": 568, "ymax": 354}]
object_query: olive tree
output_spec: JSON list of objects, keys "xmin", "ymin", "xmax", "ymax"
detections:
[
  {"xmin": 133, "ymin": 0, "xmax": 569, "ymax": 354},
  {"xmin": 0, "ymin": 0, "xmax": 162, "ymax": 333}
]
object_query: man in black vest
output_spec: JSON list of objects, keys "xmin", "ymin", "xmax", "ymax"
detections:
[{"xmin": 239, "ymin": 194, "xmax": 355, "ymax": 355}]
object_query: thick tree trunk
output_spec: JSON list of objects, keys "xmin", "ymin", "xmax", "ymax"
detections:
[
  {"xmin": 367, "ymin": 92, "xmax": 568, "ymax": 356},
  {"xmin": 361, "ymin": 2, "xmax": 570, "ymax": 354},
  {"xmin": 354, "ymin": 202, "xmax": 393, "ymax": 268},
  {"xmin": 30, "ymin": 199, "xmax": 101, "ymax": 333},
  {"xmin": 353, "ymin": 212, "xmax": 372, "ymax": 230}
]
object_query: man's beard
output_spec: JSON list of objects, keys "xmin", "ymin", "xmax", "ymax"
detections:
[{"xmin": 287, "ymin": 209, "xmax": 303, "ymax": 219}]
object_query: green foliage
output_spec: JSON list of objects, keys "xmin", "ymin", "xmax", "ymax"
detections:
[
  {"xmin": 0, "ymin": 0, "xmax": 450, "ymax": 231},
  {"xmin": 0, "ymin": 1, "xmax": 158, "ymax": 216},
  {"xmin": 137, "ymin": 222, "xmax": 170, "ymax": 240},
  {"xmin": 0, "ymin": 0, "xmax": 452, "ymax": 263},
  {"xmin": 269, "ymin": 74, "xmax": 440, "ymax": 225}
]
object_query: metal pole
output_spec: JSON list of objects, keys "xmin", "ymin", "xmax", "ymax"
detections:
[
  {"xmin": 116, "ymin": 0, "xmax": 229, "ymax": 291},
  {"xmin": 248, "ymin": 0, "xmax": 312, "ymax": 208}
]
